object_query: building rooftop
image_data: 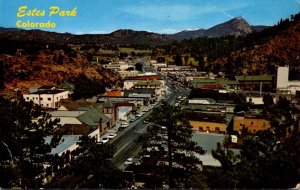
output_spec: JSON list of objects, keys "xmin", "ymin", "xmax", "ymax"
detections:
[
  {"xmin": 50, "ymin": 110, "xmax": 86, "ymax": 117},
  {"xmin": 134, "ymin": 80, "xmax": 162, "ymax": 87},
  {"xmin": 192, "ymin": 132, "xmax": 225, "ymax": 166},
  {"xmin": 125, "ymin": 75, "xmax": 161, "ymax": 81},
  {"xmin": 216, "ymin": 78, "xmax": 239, "ymax": 85},
  {"xmin": 127, "ymin": 94, "xmax": 152, "ymax": 98},
  {"xmin": 118, "ymin": 106, "xmax": 132, "ymax": 112},
  {"xmin": 59, "ymin": 100, "xmax": 103, "ymax": 111},
  {"xmin": 55, "ymin": 124, "xmax": 94, "ymax": 135},
  {"xmin": 114, "ymin": 102, "xmax": 135, "ymax": 107},
  {"xmin": 235, "ymin": 75, "xmax": 273, "ymax": 82},
  {"xmin": 38, "ymin": 85, "xmax": 56, "ymax": 90},
  {"xmin": 185, "ymin": 112, "xmax": 227, "ymax": 124},
  {"xmin": 189, "ymin": 79, "xmax": 216, "ymax": 85},
  {"xmin": 188, "ymin": 98, "xmax": 217, "ymax": 104},
  {"xmin": 103, "ymin": 99, "xmax": 114, "ymax": 108},
  {"xmin": 192, "ymin": 132, "xmax": 225, "ymax": 153},
  {"xmin": 104, "ymin": 90, "xmax": 123, "ymax": 97},
  {"xmin": 31, "ymin": 89, "xmax": 66, "ymax": 95},
  {"xmin": 77, "ymin": 108, "xmax": 111, "ymax": 126},
  {"xmin": 124, "ymin": 89, "xmax": 155, "ymax": 96},
  {"xmin": 201, "ymin": 84, "xmax": 225, "ymax": 89},
  {"xmin": 45, "ymin": 135, "xmax": 81, "ymax": 155}
]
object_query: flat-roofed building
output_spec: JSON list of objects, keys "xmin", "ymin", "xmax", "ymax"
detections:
[
  {"xmin": 186, "ymin": 113, "xmax": 228, "ymax": 134},
  {"xmin": 23, "ymin": 89, "xmax": 69, "ymax": 109},
  {"xmin": 276, "ymin": 66, "xmax": 300, "ymax": 94},
  {"xmin": 118, "ymin": 70, "xmax": 139, "ymax": 79},
  {"xmin": 235, "ymin": 75, "xmax": 273, "ymax": 91},
  {"xmin": 233, "ymin": 116, "xmax": 271, "ymax": 133}
]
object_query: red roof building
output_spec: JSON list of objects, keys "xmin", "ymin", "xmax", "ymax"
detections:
[{"xmin": 104, "ymin": 90, "xmax": 123, "ymax": 97}]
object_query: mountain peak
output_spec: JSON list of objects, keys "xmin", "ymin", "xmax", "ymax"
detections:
[
  {"xmin": 227, "ymin": 17, "xmax": 250, "ymax": 26},
  {"xmin": 233, "ymin": 16, "xmax": 244, "ymax": 20},
  {"xmin": 223, "ymin": 16, "xmax": 250, "ymax": 26},
  {"xmin": 206, "ymin": 17, "xmax": 254, "ymax": 37},
  {"xmin": 171, "ymin": 17, "xmax": 255, "ymax": 40}
]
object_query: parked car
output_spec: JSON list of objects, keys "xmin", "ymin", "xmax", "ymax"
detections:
[
  {"xmin": 121, "ymin": 122, "xmax": 129, "ymax": 127},
  {"xmin": 107, "ymin": 133, "xmax": 117, "ymax": 139},
  {"xmin": 101, "ymin": 137, "xmax": 109, "ymax": 144},
  {"xmin": 124, "ymin": 157, "xmax": 134, "ymax": 166}
]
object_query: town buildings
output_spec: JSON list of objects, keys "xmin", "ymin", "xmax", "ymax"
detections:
[
  {"xmin": 276, "ymin": 66, "xmax": 300, "ymax": 94},
  {"xmin": 23, "ymin": 86, "xmax": 69, "ymax": 109}
]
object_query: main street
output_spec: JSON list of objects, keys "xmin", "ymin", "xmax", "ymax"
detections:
[
  {"xmin": 110, "ymin": 90, "xmax": 188, "ymax": 169},
  {"xmin": 109, "ymin": 66, "xmax": 190, "ymax": 169}
]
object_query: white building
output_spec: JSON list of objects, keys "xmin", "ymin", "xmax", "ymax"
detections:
[
  {"xmin": 118, "ymin": 70, "xmax": 139, "ymax": 79},
  {"xmin": 188, "ymin": 99, "xmax": 216, "ymax": 105},
  {"xmin": 117, "ymin": 106, "xmax": 132, "ymax": 121},
  {"xmin": 104, "ymin": 62, "xmax": 129, "ymax": 71},
  {"xmin": 134, "ymin": 80, "xmax": 166, "ymax": 96},
  {"xmin": 138, "ymin": 72, "xmax": 158, "ymax": 76},
  {"xmin": 123, "ymin": 80, "xmax": 140, "ymax": 90},
  {"xmin": 277, "ymin": 66, "xmax": 300, "ymax": 94},
  {"xmin": 152, "ymin": 62, "xmax": 167, "ymax": 68},
  {"xmin": 23, "ymin": 89, "xmax": 69, "ymax": 109}
]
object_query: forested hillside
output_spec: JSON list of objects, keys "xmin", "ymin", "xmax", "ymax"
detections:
[
  {"xmin": 0, "ymin": 42, "xmax": 122, "ymax": 91},
  {"xmin": 161, "ymin": 13, "xmax": 300, "ymax": 77}
]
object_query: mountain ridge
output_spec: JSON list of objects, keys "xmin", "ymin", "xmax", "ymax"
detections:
[
  {"xmin": 0, "ymin": 17, "xmax": 269, "ymax": 45},
  {"xmin": 170, "ymin": 17, "xmax": 269, "ymax": 40}
]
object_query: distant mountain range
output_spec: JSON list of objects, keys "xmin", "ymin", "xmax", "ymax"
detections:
[
  {"xmin": 170, "ymin": 17, "xmax": 269, "ymax": 40},
  {"xmin": 0, "ymin": 17, "xmax": 269, "ymax": 45}
]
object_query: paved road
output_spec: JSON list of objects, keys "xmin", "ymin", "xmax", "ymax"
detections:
[
  {"xmin": 110, "ymin": 92, "xmax": 181, "ymax": 169},
  {"xmin": 110, "ymin": 99, "xmax": 163, "ymax": 168},
  {"xmin": 110, "ymin": 68, "xmax": 191, "ymax": 169},
  {"xmin": 110, "ymin": 116, "xmax": 150, "ymax": 168}
]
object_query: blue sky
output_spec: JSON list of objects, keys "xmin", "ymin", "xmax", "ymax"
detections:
[{"xmin": 0, "ymin": 0, "xmax": 299, "ymax": 34}]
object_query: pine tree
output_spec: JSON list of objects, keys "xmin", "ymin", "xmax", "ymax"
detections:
[
  {"xmin": 139, "ymin": 103, "xmax": 206, "ymax": 188},
  {"xmin": 72, "ymin": 73, "xmax": 106, "ymax": 100},
  {"xmin": 0, "ymin": 96, "xmax": 60, "ymax": 188},
  {"xmin": 212, "ymin": 99, "xmax": 300, "ymax": 189},
  {"xmin": 64, "ymin": 135, "xmax": 124, "ymax": 188},
  {"xmin": 174, "ymin": 54, "xmax": 183, "ymax": 66}
]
